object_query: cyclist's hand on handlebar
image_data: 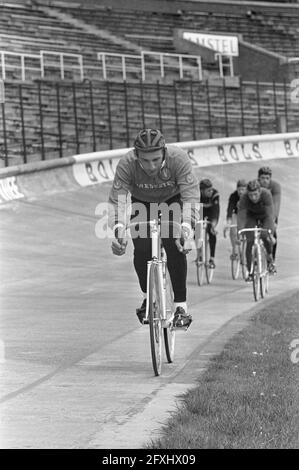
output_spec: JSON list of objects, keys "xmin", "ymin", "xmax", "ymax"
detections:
[
  {"xmin": 111, "ymin": 238, "xmax": 127, "ymax": 256},
  {"xmin": 269, "ymin": 233, "xmax": 276, "ymax": 245},
  {"xmin": 111, "ymin": 224, "xmax": 127, "ymax": 256},
  {"xmin": 210, "ymin": 225, "xmax": 217, "ymax": 236},
  {"xmin": 175, "ymin": 223, "xmax": 194, "ymax": 255}
]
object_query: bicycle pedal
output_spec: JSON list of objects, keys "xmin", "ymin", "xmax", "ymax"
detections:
[{"xmin": 173, "ymin": 319, "xmax": 192, "ymax": 330}]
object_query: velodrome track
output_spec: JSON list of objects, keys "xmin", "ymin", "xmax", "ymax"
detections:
[{"xmin": 0, "ymin": 157, "xmax": 299, "ymax": 449}]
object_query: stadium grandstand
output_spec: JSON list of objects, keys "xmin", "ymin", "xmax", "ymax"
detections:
[{"xmin": 0, "ymin": 0, "xmax": 298, "ymax": 166}]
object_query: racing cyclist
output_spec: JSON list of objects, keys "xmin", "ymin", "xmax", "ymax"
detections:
[
  {"xmin": 224, "ymin": 179, "xmax": 247, "ymax": 259},
  {"xmin": 199, "ymin": 178, "xmax": 220, "ymax": 269},
  {"xmin": 258, "ymin": 166, "xmax": 281, "ymax": 264},
  {"xmin": 108, "ymin": 128, "xmax": 200, "ymax": 328},
  {"xmin": 237, "ymin": 179, "xmax": 276, "ymax": 281}
]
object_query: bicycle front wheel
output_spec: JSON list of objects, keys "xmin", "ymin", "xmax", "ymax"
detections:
[
  {"xmin": 241, "ymin": 240, "xmax": 248, "ymax": 280},
  {"xmin": 260, "ymin": 247, "xmax": 269, "ymax": 298},
  {"xmin": 231, "ymin": 253, "xmax": 240, "ymax": 280},
  {"xmin": 163, "ymin": 268, "xmax": 175, "ymax": 363},
  {"xmin": 148, "ymin": 262, "xmax": 163, "ymax": 376},
  {"xmin": 205, "ymin": 233, "xmax": 214, "ymax": 284},
  {"xmin": 251, "ymin": 247, "xmax": 260, "ymax": 302}
]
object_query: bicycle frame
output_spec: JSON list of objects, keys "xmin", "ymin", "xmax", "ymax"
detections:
[
  {"xmin": 195, "ymin": 217, "xmax": 214, "ymax": 285},
  {"xmin": 126, "ymin": 218, "xmax": 178, "ymax": 375},
  {"xmin": 225, "ymin": 223, "xmax": 247, "ymax": 280},
  {"xmin": 144, "ymin": 220, "xmax": 168, "ymax": 326},
  {"xmin": 238, "ymin": 227, "xmax": 270, "ymax": 301}
]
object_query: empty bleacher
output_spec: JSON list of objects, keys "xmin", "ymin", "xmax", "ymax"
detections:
[
  {"xmin": 2, "ymin": 78, "xmax": 298, "ymax": 167},
  {"xmin": 0, "ymin": 1, "xmax": 299, "ymax": 167},
  {"xmin": 56, "ymin": 3, "xmax": 299, "ymax": 58}
]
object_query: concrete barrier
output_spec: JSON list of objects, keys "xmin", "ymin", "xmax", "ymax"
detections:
[
  {"xmin": 71, "ymin": 132, "xmax": 299, "ymax": 187},
  {"xmin": 1, "ymin": 132, "xmax": 299, "ymax": 204},
  {"xmin": 0, "ymin": 157, "xmax": 77, "ymax": 204}
]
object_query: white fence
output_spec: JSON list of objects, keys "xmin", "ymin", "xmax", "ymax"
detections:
[
  {"xmin": 97, "ymin": 51, "xmax": 202, "ymax": 81},
  {"xmin": 0, "ymin": 51, "xmax": 40, "ymax": 81},
  {"xmin": 40, "ymin": 51, "xmax": 84, "ymax": 80},
  {"xmin": 0, "ymin": 50, "xmax": 83, "ymax": 81},
  {"xmin": 0, "ymin": 49, "xmax": 205, "ymax": 82}
]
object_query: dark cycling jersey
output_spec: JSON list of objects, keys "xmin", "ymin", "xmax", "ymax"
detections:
[
  {"xmin": 226, "ymin": 190, "xmax": 240, "ymax": 219},
  {"xmin": 267, "ymin": 179, "xmax": 281, "ymax": 223},
  {"xmin": 237, "ymin": 188, "xmax": 275, "ymax": 233},
  {"xmin": 200, "ymin": 188, "xmax": 220, "ymax": 225},
  {"xmin": 108, "ymin": 145, "xmax": 200, "ymax": 228}
]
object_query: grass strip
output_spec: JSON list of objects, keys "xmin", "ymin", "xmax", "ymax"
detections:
[{"xmin": 148, "ymin": 291, "xmax": 299, "ymax": 449}]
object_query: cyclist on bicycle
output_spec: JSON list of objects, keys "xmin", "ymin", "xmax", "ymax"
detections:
[
  {"xmin": 237, "ymin": 179, "xmax": 276, "ymax": 281},
  {"xmin": 199, "ymin": 179, "xmax": 220, "ymax": 269},
  {"xmin": 257, "ymin": 166, "xmax": 281, "ymax": 263},
  {"xmin": 224, "ymin": 179, "xmax": 247, "ymax": 259},
  {"xmin": 108, "ymin": 128, "xmax": 200, "ymax": 328}
]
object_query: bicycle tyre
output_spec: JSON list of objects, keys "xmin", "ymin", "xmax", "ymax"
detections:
[
  {"xmin": 205, "ymin": 232, "xmax": 214, "ymax": 284},
  {"xmin": 260, "ymin": 246, "xmax": 269, "ymax": 298},
  {"xmin": 241, "ymin": 239, "xmax": 248, "ymax": 280},
  {"xmin": 148, "ymin": 263, "xmax": 163, "ymax": 376},
  {"xmin": 251, "ymin": 246, "xmax": 260, "ymax": 302},
  {"xmin": 196, "ymin": 248, "xmax": 205, "ymax": 286},
  {"xmin": 206, "ymin": 263, "xmax": 214, "ymax": 284},
  {"xmin": 163, "ymin": 268, "xmax": 175, "ymax": 363},
  {"xmin": 260, "ymin": 276, "xmax": 266, "ymax": 298},
  {"xmin": 231, "ymin": 253, "xmax": 240, "ymax": 280},
  {"xmin": 264, "ymin": 271, "xmax": 270, "ymax": 294}
]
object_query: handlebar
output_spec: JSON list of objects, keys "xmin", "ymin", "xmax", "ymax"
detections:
[
  {"xmin": 238, "ymin": 227, "xmax": 272, "ymax": 236},
  {"xmin": 125, "ymin": 219, "xmax": 195, "ymax": 253},
  {"xmin": 195, "ymin": 217, "xmax": 212, "ymax": 227},
  {"xmin": 125, "ymin": 219, "xmax": 183, "ymax": 238}
]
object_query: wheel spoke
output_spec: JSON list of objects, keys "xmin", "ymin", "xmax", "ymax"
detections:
[
  {"xmin": 149, "ymin": 264, "xmax": 163, "ymax": 376},
  {"xmin": 164, "ymin": 268, "xmax": 175, "ymax": 363}
]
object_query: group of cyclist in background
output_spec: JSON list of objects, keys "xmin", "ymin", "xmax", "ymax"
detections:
[
  {"xmin": 108, "ymin": 128, "xmax": 281, "ymax": 329},
  {"xmin": 224, "ymin": 166, "xmax": 280, "ymax": 281}
]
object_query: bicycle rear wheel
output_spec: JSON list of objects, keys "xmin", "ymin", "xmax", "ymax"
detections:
[
  {"xmin": 264, "ymin": 271, "xmax": 270, "ymax": 294},
  {"xmin": 206, "ymin": 263, "xmax": 214, "ymax": 284},
  {"xmin": 163, "ymin": 268, "xmax": 175, "ymax": 363},
  {"xmin": 196, "ymin": 248, "xmax": 205, "ymax": 286},
  {"xmin": 260, "ymin": 246, "xmax": 269, "ymax": 298},
  {"xmin": 231, "ymin": 253, "xmax": 240, "ymax": 280},
  {"xmin": 148, "ymin": 263, "xmax": 163, "ymax": 376},
  {"xmin": 205, "ymin": 233, "xmax": 214, "ymax": 284},
  {"xmin": 260, "ymin": 276, "xmax": 266, "ymax": 298}
]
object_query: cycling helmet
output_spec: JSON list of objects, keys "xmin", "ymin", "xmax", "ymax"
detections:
[
  {"xmin": 247, "ymin": 179, "xmax": 261, "ymax": 192},
  {"xmin": 200, "ymin": 178, "xmax": 213, "ymax": 190},
  {"xmin": 258, "ymin": 166, "xmax": 272, "ymax": 177},
  {"xmin": 237, "ymin": 179, "xmax": 247, "ymax": 188},
  {"xmin": 134, "ymin": 128, "xmax": 166, "ymax": 153}
]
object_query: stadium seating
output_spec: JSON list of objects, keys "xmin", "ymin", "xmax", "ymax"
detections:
[
  {"xmin": 55, "ymin": 3, "xmax": 299, "ymax": 57},
  {"xmin": 0, "ymin": 1, "xmax": 299, "ymax": 167},
  {"xmin": 2, "ymin": 78, "xmax": 299, "ymax": 167}
]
